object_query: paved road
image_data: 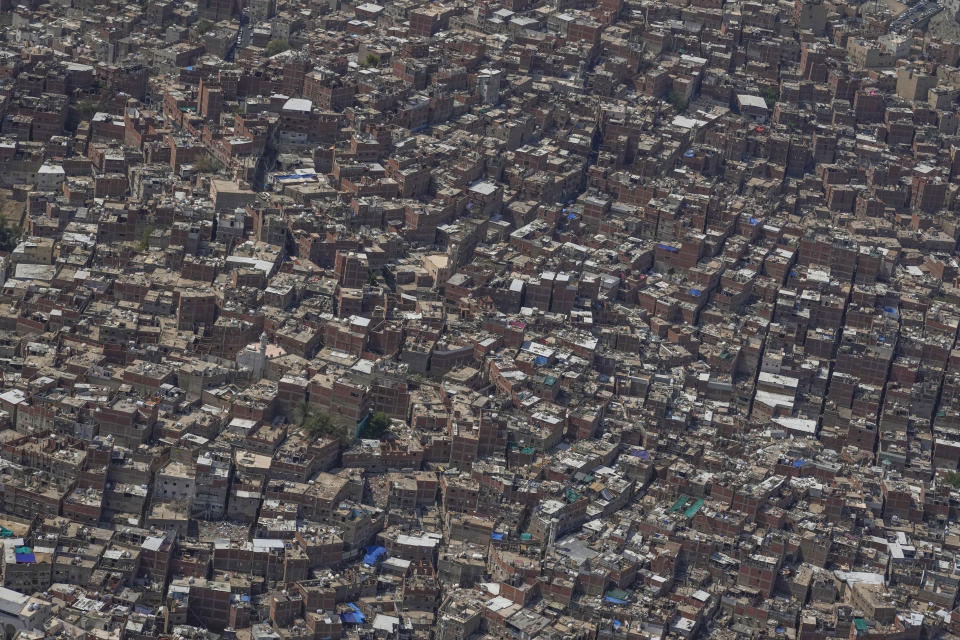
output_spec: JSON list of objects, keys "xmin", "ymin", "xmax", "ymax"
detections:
[{"xmin": 888, "ymin": 0, "xmax": 943, "ymax": 32}]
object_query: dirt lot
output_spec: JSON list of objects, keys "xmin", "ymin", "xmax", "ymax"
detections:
[
  {"xmin": 0, "ymin": 189, "xmax": 24, "ymax": 228},
  {"xmin": 884, "ymin": 0, "xmax": 908, "ymax": 16},
  {"xmin": 928, "ymin": 0, "xmax": 960, "ymax": 41}
]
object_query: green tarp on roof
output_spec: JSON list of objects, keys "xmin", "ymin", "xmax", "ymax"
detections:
[
  {"xmin": 520, "ymin": 533, "xmax": 532, "ymax": 541},
  {"xmin": 670, "ymin": 495, "xmax": 690, "ymax": 512},
  {"xmin": 684, "ymin": 497, "xmax": 706, "ymax": 518},
  {"xmin": 854, "ymin": 619, "xmax": 867, "ymax": 632},
  {"xmin": 606, "ymin": 589, "xmax": 629, "ymax": 600},
  {"xmin": 0, "ymin": 527, "xmax": 13, "ymax": 538}
]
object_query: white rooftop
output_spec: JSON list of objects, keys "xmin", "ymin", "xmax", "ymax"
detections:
[
  {"xmin": 282, "ymin": 97, "xmax": 312, "ymax": 112},
  {"xmin": 737, "ymin": 93, "xmax": 768, "ymax": 110}
]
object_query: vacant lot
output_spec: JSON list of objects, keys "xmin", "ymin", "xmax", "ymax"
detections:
[
  {"xmin": 929, "ymin": 0, "xmax": 960, "ymax": 40},
  {"xmin": 0, "ymin": 189, "xmax": 24, "ymax": 228},
  {"xmin": 884, "ymin": 0, "xmax": 908, "ymax": 15}
]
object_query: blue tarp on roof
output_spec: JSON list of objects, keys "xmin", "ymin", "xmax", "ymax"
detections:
[
  {"xmin": 491, "ymin": 532, "xmax": 504, "ymax": 540},
  {"xmin": 363, "ymin": 546, "xmax": 387, "ymax": 565},
  {"xmin": 344, "ymin": 603, "xmax": 366, "ymax": 623},
  {"xmin": 689, "ymin": 288, "xmax": 701, "ymax": 296},
  {"xmin": 604, "ymin": 596, "xmax": 628, "ymax": 605},
  {"xmin": 657, "ymin": 244, "xmax": 679, "ymax": 253},
  {"xmin": 749, "ymin": 217, "xmax": 759, "ymax": 225},
  {"xmin": 568, "ymin": 213, "xmax": 577, "ymax": 219},
  {"xmin": 614, "ymin": 620, "xmax": 623, "ymax": 628},
  {"xmin": 275, "ymin": 173, "xmax": 317, "ymax": 180},
  {"xmin": 535, "ymin": 355, "xmax": 548, "ymax": 366},
  {"xmin": 883, "ymin": 306, "xmax": 898, "ymax": 314},
  {"xmin": 793, "ymin": 459, "xmax": 806, "ymax": 467},
  {"xmin": 14, "ymin": 553, "xmax": 34, "ymax": 563}
]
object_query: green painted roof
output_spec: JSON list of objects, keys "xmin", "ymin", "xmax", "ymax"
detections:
[{"xmin": 684, "ymin": 497, "xmax": 706, "ymax": 518}]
